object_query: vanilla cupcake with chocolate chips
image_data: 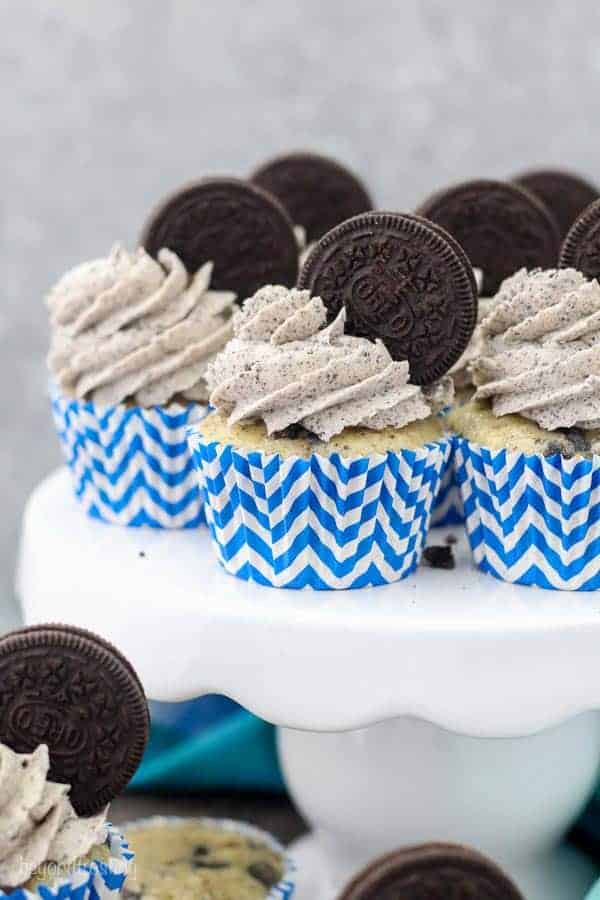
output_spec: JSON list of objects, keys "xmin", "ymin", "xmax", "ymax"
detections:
[
  {"xmin": 122, "ymin": 817, "xmax": 294, "ymax": 900},
  {"xmin": 451, "ymin": 266, "xmax": 600, "ymax": 591},
  {"xmin": 188, "ymin": 212, "xmax": 478, "ymax": 590}
]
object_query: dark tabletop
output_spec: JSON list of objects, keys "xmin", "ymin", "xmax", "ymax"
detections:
[{"xmin": 110, "ymin": 790, "xmax": 307, "ymax": 847}]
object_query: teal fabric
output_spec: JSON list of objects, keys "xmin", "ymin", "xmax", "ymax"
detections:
[{"xmin": 129, "ymin": 706, "xmax": 285, "ymax": 793}]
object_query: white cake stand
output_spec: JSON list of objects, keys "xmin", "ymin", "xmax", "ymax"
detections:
[{"xmin": 16, "ymin": 468, "xmax": 600, "ymax": 900}]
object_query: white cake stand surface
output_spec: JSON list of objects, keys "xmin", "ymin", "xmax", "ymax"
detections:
[{"xmin": 17, "ymin": 468, "xmax": 600, "ymax": 900}]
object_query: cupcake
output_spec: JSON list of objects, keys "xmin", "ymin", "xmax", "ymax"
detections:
[
  {"xmin": 417, "ymin": 179, "xmax": 561, "ymax": 527},
  {"xmin": 123, "ymin": 817, "xmax": 295, "ymax": 900},
  {"xmin": 450, "ymin": 266, "xmax": 600, "ymax": 590},
  {"xmin": 0, "ymin": 623, "xmax": 151, "ymax": 898},
  {"xmin": 49, "ymin": 177, "xmax": 299, "ymax": 529},
  {"xmin": 189, "ymin": 212, "xmax": 477, "ymax": 590}
]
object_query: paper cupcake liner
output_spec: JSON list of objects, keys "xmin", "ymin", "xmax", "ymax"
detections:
[
  {"xmin": 430, "ymin": 436, "xmax": 465, "ymax": 527},
  {"xmin": 50, "ymin": 385, "xmax": 206, "ymax": 528},
  {"xmin": 188, "ymin": 425, "xmax": 451, "ymax": 590},
  {"xmin": 455, "ymin": 437, "xmax": 600, "ymax": 591},
  {"xmin": 121, "ymin": 815, "xmax": 295, "ymax": 900},
  {"xmin": 6, "ymin": 823, "xmax": 132, "ymax": 900}
]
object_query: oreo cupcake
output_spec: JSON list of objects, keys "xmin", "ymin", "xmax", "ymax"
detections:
[
  {"xmin": 49, "ymin": 178, "xmax": 298, "ymax": 528},
  {"xmin": 417, "ymin": 179, "xmax": 561, "ymax": 525},
  {"xmin": 188, "ymin": 212, "xmax": 478, "ymax": 590},
  {"xmin": 0, "ymin": 624, "xmax": 150, "ymax": 899},
  {"xmin": 450, "ymin": 264, "xmax": 600, "ymax": 590}
]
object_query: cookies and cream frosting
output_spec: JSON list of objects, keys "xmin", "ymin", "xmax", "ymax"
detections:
[
  {"xmin": 48, "ymin": 245, "xmax": 236, "ymax": 407},
  {"xmin": 207, "ymin": 285, "xmax": 452, "ymax": 442},
  {"xmin": 0, "ymin": 743, "xmax": 106, "ymax": 887},
  {"xmin": 472, "ymin": 267, "xmax": 600, "ymax": 430}
]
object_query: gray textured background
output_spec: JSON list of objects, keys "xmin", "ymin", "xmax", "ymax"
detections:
[{"xmin": 3, "ymin": 0, "xmax": 600, "ymax": 623}]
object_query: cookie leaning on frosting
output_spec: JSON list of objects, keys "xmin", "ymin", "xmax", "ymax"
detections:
[
  {"xmin": 188, "ymin": 211, "xmax": 478, "ymax": 591},
  {"xmin": 450, "ymin": 229, "xmax": 600, "ymax": 589},
  {"xmin": 48, "ymin": 178, "xmax": 299, "ymax": 529},
  {"xmin": 0, "ymin": 623, "xmax": 149, "ymax": 897}
]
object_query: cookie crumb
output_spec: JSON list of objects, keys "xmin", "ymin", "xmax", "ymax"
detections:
[
  {"xmin": 422, "ymin": 545, "xmax": 455, "ymax": 570},
  {"xmin": 138, "ymin": 551, "xmax": 146, "ymax": 558},
  {"xmin": 444, "ymin": 533, "xmax": 458, "ymax": 545}
]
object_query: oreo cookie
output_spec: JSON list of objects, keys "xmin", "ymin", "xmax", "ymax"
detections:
[
  {"xmin": 559, "ymin": 197, "xmax": 600, "ymax": 280},
  {"xmin": 416, "ymin": 179, "xmax": 560, "ymax": 295},
  {"xmin": 251, "ymin": 152, "xmax": 373, "ymax": 243},
  {"xmin": 338, "ymin": 843, "xmax": 524, "ymax": 900},
  {"xmin": 514, "ymin": 168, "xmax": 599, "ymax": 239},
  {"xmin": 298, "ymin": 212, "xmax": 477, "ymax": 386},
  {"xmin": 141, "ymin": 178, "xmax": 299, "ymax": 301},
  {"xmin": 0, "ymin": 624, "xmax": 149, "ymax": 816}
]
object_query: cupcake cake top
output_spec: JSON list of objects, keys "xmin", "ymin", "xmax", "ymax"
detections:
[
  {"xmin": 472, "ymin": 267, "xmax": 600, "ymax": 430},
  {"xmin": 48, "ymin": 244, "xmax": 236, "ymax": 407},
  {"xmin": 207, "ymin": 285, "xmax": 453, "ymax": 442}
]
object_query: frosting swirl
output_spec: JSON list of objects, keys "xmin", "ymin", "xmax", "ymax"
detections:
[
  {"xmin": 472, "ymin": 267, "xmax": 600, "ymax": 430},
  {"xmin": 207, "ymin": 285, "xmax": 452, "ymax": 442},
  {"xmin": 0, "ymin": 743, "xmax": 106, "ymax": 887},
  {"xmin": 48, "ymin": 245, "xmax": 236, "ymax": 407}
]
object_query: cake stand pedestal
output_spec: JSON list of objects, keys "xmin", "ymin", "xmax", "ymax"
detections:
[{"xmin": 16, "ymin": 468, "xmax": 600, "ymax": 900}]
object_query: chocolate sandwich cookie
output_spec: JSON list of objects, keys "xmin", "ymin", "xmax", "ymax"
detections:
[
  {"xmin": 416, "ymin": 179, "xmax": 560, "ymax": 295},
  {"xmin": 559, "ymin": 197, "xmax": 600, "ymax": 280},
  {"xmin": 298, "ymin": 211, "xmax": 478, "ymax": 385},
  {"xmin": 338, "ymin": 843, "xmax": 524, "ymax": 900},
  {"xmin": 514, "ymin": 168, "xmax": 599, "ymax": 239},
  {"xmin": 251, "ymin": 152, "xmax": 373, "ymax": 243},
  {"xmin": 141, "ymin": 178, "xmax": 298, "ymax": 301},
  {"xmin": 0, "ymin": 624, "xmax": 149, "ymax": 816}
]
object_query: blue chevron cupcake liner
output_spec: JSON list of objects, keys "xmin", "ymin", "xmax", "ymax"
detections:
[
  {"xmin": 122, "ymin": 816, "xmax": 295, "ymax": 899},
  {"xmin": 51, "ymin": 385, "xmax": 206, "ymax": 528},
  {"xmin": 188, "ymin": 426, "xmax": 451, "ymax": 590},
  {"xmin": 5, "ymin": 824, "xmax": 133, "ymax": 900},
  {"xmin": 430, "ymin": 436, "xmax": 465, "ymax": 527},
  {"xmin": 455, "ymin": 437, "xmax": 600, "ymax": 591}
]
